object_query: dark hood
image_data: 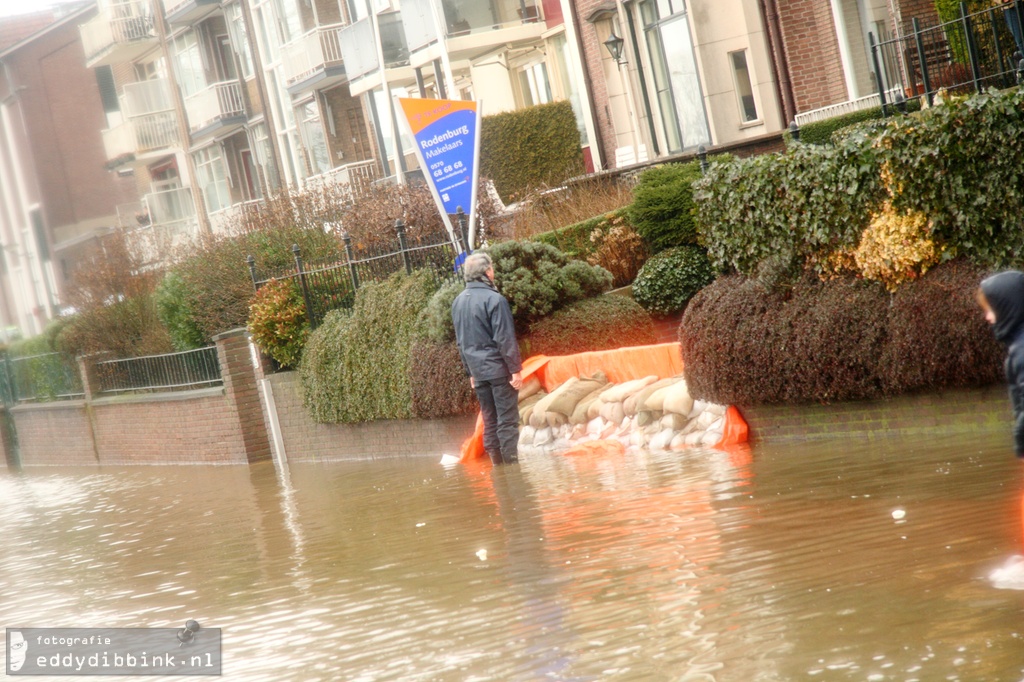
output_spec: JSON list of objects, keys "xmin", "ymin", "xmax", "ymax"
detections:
[{"xmin": 981, "ymin": 270, "xmax": 1024, "ymax": 344}]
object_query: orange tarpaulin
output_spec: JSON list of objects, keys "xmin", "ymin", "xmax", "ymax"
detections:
[{"xmin": 459, "ymin": 342, "xmax": 749, "ymax": 462}]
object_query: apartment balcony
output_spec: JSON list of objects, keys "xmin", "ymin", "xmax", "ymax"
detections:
[
  {"xmin": 80, "ymin": 0, "xmax": 157, "ymax": 68},
  {"xmin": 303, "ymin": 159, "xmax": 379, "ymax": 198},
  {"xmin": 101, "ymin": 79, "xmax": 180, "ymax": 163},
  {"xmin": 401, "ymin": 0, "xmax": 544, "ymax": 64},
  {"xmin": 183, "ymin": 81, "xmax": 247, "ymax": 141},
  {"xmin": 165, "ymin": 0, "xmax": 219, "ymax": 26},
  {"xmin": 282, "ymin": 23, "xmax": 347, "ymax": 96},
  {"xmin": 208, "ymin": 199, "xmax": 263, "ymax": 235},
  {"xmin": 339, "ymin": 13, "xmax": 410, "ymax": 95}
]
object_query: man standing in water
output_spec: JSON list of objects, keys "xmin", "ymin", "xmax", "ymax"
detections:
[{"xmin": 452, "ymin": 252, "xmax": 523, "ymax": 465}]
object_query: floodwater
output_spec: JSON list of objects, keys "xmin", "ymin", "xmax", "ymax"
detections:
[{"xmin": 2, "ymin": 433, "xmax": 1024, "ymax": 681}]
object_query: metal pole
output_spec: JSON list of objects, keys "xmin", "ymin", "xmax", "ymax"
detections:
[
  {"xmin": 990, "ymin": 8, "xmax": 1009, "ymax": 88},
  {"xmin": 962, "ymin": 2, "xmax": 982, "ymax": 93},
  {"xmin": 869, "ymin": 32, "xmax": 890, "ymax": 117},
  {"xmin": 912, "ymin": 18, "xmax": 933, "ymax": 107},
  {"xmin": 342, "ymin": 233, "xmax": 360, "ymax": 291},
  {"xmin": 292, "ymin": 244, "xmax": 317, "ymax": 330},
  {"xmin": 456, "ymin": 206, "xmax": 469, "ymax": 251},
  {"xmin": 395, "ymin": 219, "xmax": 413, "ymax": 274},
  {"xmin": 246, "ymin": 254, "xmax": 258, "ymax": 292}
]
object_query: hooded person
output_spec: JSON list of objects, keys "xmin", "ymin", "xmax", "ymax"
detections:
[
  {"xmin": 451, "ymin": 252, "xmax": 523, "ymax": 465},
  {"xmin": 979, "ymin": 270, "xmax": 1024, "ymax": 456}
]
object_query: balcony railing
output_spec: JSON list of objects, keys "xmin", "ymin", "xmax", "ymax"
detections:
[
  {"xmin": 304, "ymin": 159, "xmax": 379, "ymax": 198},
  {"xmin": 80, "ymin": 0, "xmax": 155, "ymax": 66},
  {"xmin": 102, "ymin": 111, "xmax": 179, "ymax": 159},
  {"xmin": 144, "ymin": 187, "xmax": 196, "ymax": 228},
  {"xmin": 339, "ymin": 18, "xmax": 379, "ymax": 82},
  {"xmin": 282, "ymin": 23, "xmax": 346, "ymax": 88},
  {"xmin": 183, "ymin": 81, "xmax": 246, "ymax": 134},
  {"xmin": 441, "ymin": 0, "xmax": 540, "ymax": 36},
  {"xmin": 208, "ymin": 199, "xmax": 263, "ymax": 234}
]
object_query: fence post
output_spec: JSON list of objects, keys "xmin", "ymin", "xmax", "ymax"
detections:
[
  {"xmin": 292, "ymin": 244, "xmax": 318, "ymax": 330},
  {"xmin": 962, "ymin": 1, "xmax": 982, "ymax": 92},
  {"xmin": 989, "ymin": 9, "xmax": 1010, "ymax": 87},
  {"xmin": 246, "ymin": 254, "xmax": 258, "ymax": 292},
  {"xmin": 869, "ymin": 32, "xmax": 890, "ymax": 117},
  {"xmin": 1016, "ymin": 0, "xmax": 1024, "ymax": 82},
  {"xmin": 455, "ymin": 206, "xmax": 469, "ymax": 252},
  {"xmin": 342, "ymin": 232, "xmax": 360, "ymax": 291},
  {"xmin": 0, "ymin": 351, "xmax": 17, "ymax": 468},
  {"xmin": 697, "ymin": 144, "xmax": 708, "ymax": 171},
  {"xmin": 912, "ymin": 18, "xmax": 934, "ymax": 107},
  {"xmin": 395, "ymin": 219, "xmax": 413, "ymax": 274}
]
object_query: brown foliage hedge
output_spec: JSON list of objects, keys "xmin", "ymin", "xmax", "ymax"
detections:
[
  {"xmin": 409, "ymin": 341, "xmax": 478, "ymax": 419},
  {"xmin": 680, "ymin": 260, "xmax": 1004, "ymax": 406},
  {"xmin": 523, "ymin": 295, "xmax": 657, "ymax": 358}
]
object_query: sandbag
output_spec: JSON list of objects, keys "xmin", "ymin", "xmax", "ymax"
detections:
[
  {"xmin": 670, "ymin": 432, "xmax": 689, "ymax": 450},
  {"xmin": 649, "ymin": 428, "xmax": 675, "ymax": 450},
  {"xmin": 571, "ymin": 386, "xmax": 608, "ymax": 425},
  {"xmin": 518, "ymin": 392, "xmax": 546, "ymax": 425},
  {"xmin": 662, "ymin": 381, "xmax": 694, "ymax": 416},
  {"xmin": 518, "ymin": 375, "xmax": 543, "ymax": 401},
  {"xmin": 546, "ymin": 411, "xmax": 568, "ymax": 429},
  {"xmin": 701, "ymin": 430, "xmax": 721, "ymax": 446},
  {"xmin": 660, "ymin": 413, "xmax": 687, "ymax": 430},
  {"xmin": 518, "ymin": 425, "xmax": 536, "ymax": 445},
  {"xmin": 548, "ymin": 373, "xmax": 608, "ymax": 417},
  {"xmin": 628, "ymin": 378, "xmax": 679, "ymax": 415},
  {"xmin": 696, "ymin": 410, "xmax": 718, "ymax": 430},
  {"xmin": 685, "ymin": 430, "xmax": 704, "ymax": 445},
  {"xmin": 529, "ymin": 408, "xmax": 548, "ymax": 429},
  {"xmin": 707, "ymin": 417, "xmax": 725, "ymax": 433},
  {"xmin": 600, "ymin": 401, "xmax": 625, "ymax": 425},
  {"xmin": 533, "ymin": 427, "xmax": 553, "ymax": 446},
  {"xmin": 586, "ymin": 417, "xmax": 605, "ymax": 436},
  {"xmin": 533, "ymin": 377, "xmax": 579, "ymax": 416},
  {"xmin": 587, "ymin": 397, "xmax": 605, "ymax": 421},
  {"xmin": 644, "ymin": 384, "xmax": 675, "ymax": 412},
  {"xmin": 688, "ymin": 400, "xmax": 710, "ymax": 419},
  {"xmin": 635, "ymin": 411, "xmax": 657, "ymax": 427},
  {"xmin": 599, "ymin": 376, "xmax": 659, "ymax": 403}
]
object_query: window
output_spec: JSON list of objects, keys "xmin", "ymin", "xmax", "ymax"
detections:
[
  {"xmin": 192, "ymin": 146, "xmax": 232, "ymax": 214},
  {"xmin": 518, "ymin": 62, "xmax": 552, "ymax": 106},
  {"xmin": 171, "ymin": 31, "xmax": 206, "ymax": 97},
  {"xmin": 730, "ymin": 50, "xmax": 758, "ymax": 123},
  {"xmin": 298, "ymin": 101, "xmax": 331, "ymax": 177},
  {"xmin": 95, "ymin": 65, "xmax": 119, "ymax": 113},
  {"xmin": 226, "ymin": 3, "xmax": 254, "ymax": 79}
]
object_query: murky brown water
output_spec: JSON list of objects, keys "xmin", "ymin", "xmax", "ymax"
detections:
[{"xmin": 2, "ymin": 433, "xmax": 1024, "ymax": 681}]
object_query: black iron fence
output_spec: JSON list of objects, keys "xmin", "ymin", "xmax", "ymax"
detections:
[
  {"xmin": 0, "ymin": 352, "xmax": 84, "ymax": 404},
  {"xmin": 872, "ymin": 0, "xmax": 1024, "ymax": 113},
  {"xmin": 248, "ymin": 218, "xmax": 468, "ymax": 329},
  {"xmin": 92, "ymin": 346, "xmax": 222, "ymax": 396}
]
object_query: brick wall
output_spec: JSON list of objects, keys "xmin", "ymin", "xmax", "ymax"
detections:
[
  {"xmin": 263, "ymin": 371, "xmax": 477, "ymax": 462},
  {"xmin": 740, "ymin": 385, "xmax": 1013, "ymax": 444},
  {"xmin": 9, "ymin": 403, "xmax": 95, "ymax": 466},
  {"xmin": 776, "ymin": 0, "xmax": 849, "ymax": 113}
]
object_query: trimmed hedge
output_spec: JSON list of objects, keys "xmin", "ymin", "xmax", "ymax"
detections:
[
  {"xmin": 679, "ymin": 260, "xmax": 1003, "ymax": 406},
  {"xmin": 300, "ymin": 269, "xmax": 438, "ymax": 423},
  {"xmin": 522, "ymin": 294, "xmax": 657, "ymax": 357},
  {"xmin": 631, "ymin": 246, "xmax": 715, "ymax": 317},
  {"xmin": 480, "ymin": 101, "xmax": 585, "ymax": 204},
  {"xmin": 409, "ymin": 340, "xmax": 478, "ymax": 419},
  {"xmin": 627, "ymin": 161, "xmax": 703, "ymax": 253},
  {"xmin": 486, "ymin": 240, "xmax": 613, "ymax": 333},
  {"xmin": 695, "ymin": 88, "xmax": 1024, "ymax": 284},
  {"xmin": 533, "ymin": 214, "xmax": 607, "ymax": 260},
  {"xmin": 794, "ymin": 102, "xmax": 919, "ymax": 146}
]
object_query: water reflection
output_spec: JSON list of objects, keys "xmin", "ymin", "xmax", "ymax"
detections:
[{"xmin": 1, "ymin": 433, "xmax": 1023, "ymax": 680}]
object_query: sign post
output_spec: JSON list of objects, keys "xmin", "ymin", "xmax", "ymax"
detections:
[{"xmin": 396, "ymin": 98, "xmax": 482, "ymax": 258}]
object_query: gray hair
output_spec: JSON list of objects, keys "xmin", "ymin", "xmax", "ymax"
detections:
[{"xmin": 463, "ymin": 252, "xmax": 493, "ymax": 282}]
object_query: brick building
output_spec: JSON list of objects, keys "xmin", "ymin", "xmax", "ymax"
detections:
[{"xmin": 0, "ymin": 3, "xmax": 140, "ymax": 339}]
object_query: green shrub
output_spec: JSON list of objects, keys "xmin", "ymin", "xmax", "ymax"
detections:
[
  {"xmin": 679, "ymin": 260, "xmax": 1003, "ymax": 406},
  {"xmin": 155, "ymin": 272, "xmax": 207, "ymax": 351},
  {"xmin": 584, "ymin": 212, "xmax": 648, "ymax": 288},
  {"xmin": 7, "ymin": 319, "xmax": 66, "ymax": 357},
  {"xmin": 480, "ymin": 101, "xmax": 585, "ymax": 203},
  {"xmin": 628, "ymin": 161, "xmax": 703, "ymax": 253},
  {"xmin": 247, "ymin": 279, "xmax": 309, "ymax": 370},
  {"xmin": 415, "ymin": 280, "xmax": 464, "ymax": 344},
  {"xmin": 631, "ymin": 246, "xmax": 715, "ymax": 317},
  {"xmin": 408, "ymin": 340, "xmax": 477, "ymax": 419},
  {"xmin": 522, "ymin": 295, "xmax": 657, "ymax": 357},
  {"xmin": 793, "ymin": 102, "xmax": 919, "ymax": 146},
  {"xmin": 300, "ymin": 269, "xmax": 438, "ymax": 423},
  {"xmin": 533, "ymin": 214, "xmax": 606, "ymax": 260},
  {"xmin": 694, "ymin": 131, "xmax": 886, "ymax": 283},
  {"xmin": 485, "ymin": 240, "xmax": 613, "ymax": 333}
]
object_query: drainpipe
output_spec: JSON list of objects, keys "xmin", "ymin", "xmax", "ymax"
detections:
[{"xmin": 758, "ymin": 0, "xmax": 796, "ymax": 125}]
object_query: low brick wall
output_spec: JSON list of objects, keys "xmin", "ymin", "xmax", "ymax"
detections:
[
  {"xmin": 739, "ymin": 384, "xmax": 1013, "ymax": 444},
  {"xmin": 10, "ymin": 402, "xmax": 95, "ymax": 466},
  {"xmin": 264, "ymin": 371, "xmax": 477, "ymax": 462}
]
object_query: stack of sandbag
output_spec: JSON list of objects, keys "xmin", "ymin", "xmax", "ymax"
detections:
[{"xmin": 516, "ymin": 372, "xmax": 730, "ymax": 455}]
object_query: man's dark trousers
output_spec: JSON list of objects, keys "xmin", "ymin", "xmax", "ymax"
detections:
[{"xmin": 475, "ymin": 376, "xmax": 519, "ymax": 464}]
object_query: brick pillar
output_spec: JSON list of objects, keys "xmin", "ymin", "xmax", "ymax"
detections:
[{"xmin": 214, "ymin": 329, "xmax": 272, "ymax": 463}]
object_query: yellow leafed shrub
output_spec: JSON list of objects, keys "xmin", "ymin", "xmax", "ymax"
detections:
[{"xmin": 852, "ymin": 202, "xmax": 940, "ymax": 292}]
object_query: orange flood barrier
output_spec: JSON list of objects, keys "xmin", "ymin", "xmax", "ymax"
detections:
[{"xmin": 459, "ymin": 342, "xmax": 749, "ymax": 462}]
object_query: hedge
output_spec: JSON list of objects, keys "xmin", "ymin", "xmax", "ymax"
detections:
[
  {"xmin": 631, "ymin": 246, "xmax": 715, "ymax": 317},
  {"xmin": 300, "ymin": 269, "xmax": 438, "ymax": 423},
  {"xmin": 409, "ymin": 340, "xmax": 477, "ymax": 419},
  {"xmin": 480, "ymin": 101, "xmax": 584, "ymax": 204},
  {"xmin": 793, "ymin": 101, "xmax": 919, "ymax": 146},
  {"xmin": 695, "ymin": 88, "xmax": 1024, "ymax": 284},
  {"xmin": 627, "ymin": 160, "xmax": 703, "ymax": 253},
  {"xmin": 679, "ymin": 260, "xmax": 1003, "ymax": 406},
  {"xmin": 522, "ymin": 294, "xmax": 657, "ymax": 357},
  {"xmin": 533, "ymin": 214, "xmax": 606, "ymax": 260}
]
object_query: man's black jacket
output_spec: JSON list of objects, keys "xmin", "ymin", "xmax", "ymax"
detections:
[{"xmin": 451, "ymin": 280, "xmax": 523, "ymax": 381}]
